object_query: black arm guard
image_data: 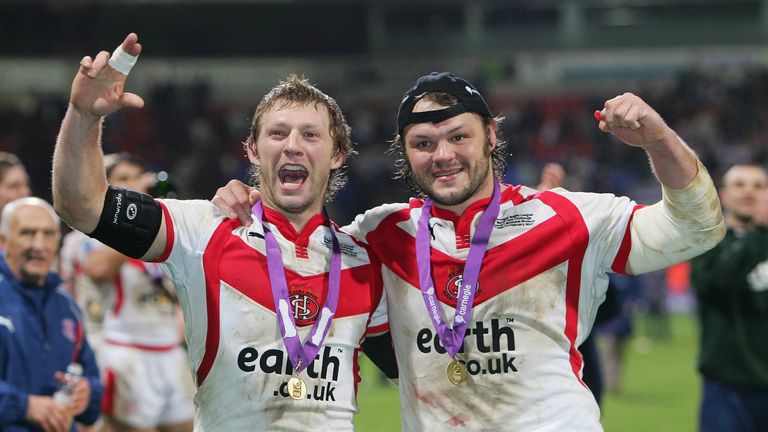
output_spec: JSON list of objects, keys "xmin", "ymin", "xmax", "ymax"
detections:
[{"xmin": 89, "ymin": 186, "xmax": 163, "ymax": 259}]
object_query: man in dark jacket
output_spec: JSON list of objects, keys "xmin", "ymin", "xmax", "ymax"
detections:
[
  {"xmin": 0, "ymin": 197, "xmax": 102, "ymax": 431},
  {"xmin": 691, "ymin": 164, "xmax": 768, "ymax": 432}
]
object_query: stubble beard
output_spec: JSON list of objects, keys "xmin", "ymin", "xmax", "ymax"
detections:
[{"xmin": 412, "ymin": 155, "xmax": 492, "ymax": 207}]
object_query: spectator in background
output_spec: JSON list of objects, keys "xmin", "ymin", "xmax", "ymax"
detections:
[
  {"xmin": 0, "ymin": 153, "xmax": 32, "ymax": 251},
  {"xmin": 0, "ymin": 197, "xmax": 102, "ymax": 432},
  {"xmin": 691, "ymin": 164, "xmax": 768, "ymax": 432},
  {"xmin": 0, "ymin": 153, "xmax": 31, "ymax": 214}
]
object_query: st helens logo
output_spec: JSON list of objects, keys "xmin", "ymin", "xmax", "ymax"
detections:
[
  {"xmin": 445, "ymin": 273, "xmax": 481, "ymax": 301},
  {"xmin": 290, "ymin": 290, "xmax": 320, "ymax": 325}
]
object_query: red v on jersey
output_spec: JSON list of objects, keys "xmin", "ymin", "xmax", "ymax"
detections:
[
  {"xmin": 155, "ymin": 200, "xmax": 388, "ymax": 429},
  {"xmin": 365, "ymin": 189, "xmax": 590, "ymax": 308},
  {"xmin": 364, "ymin": 188, "xmax": 595, "ymax": 399},
  {"xmin": 352, "ymin": 185, "xmax": 639, "ymax": 430},
  {"xmin": 192, "ymin": 218, "xmax": 383, "ymax": 385},
  {"xmin": 203, "ymin": 219, "xmax": 380, "ymax": 317}
]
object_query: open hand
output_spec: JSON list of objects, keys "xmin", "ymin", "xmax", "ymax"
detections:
[{"xmin": 69, "ymin": 33, "xmax": 144, "ymax": 118}]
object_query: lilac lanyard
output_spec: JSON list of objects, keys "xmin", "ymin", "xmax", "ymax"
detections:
[
  {"xmin": 415, "ymin": 180, "xmax": 501, "ymax": 358},
  {"xmin": 252, "ymin": 200, "xmax": 341, "ymax": 373}
]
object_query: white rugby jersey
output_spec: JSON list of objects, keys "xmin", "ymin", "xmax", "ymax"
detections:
[
  {"xmin": 346, "ymin": 184, "xmax": 640, "ymax": 432},
  {"xmin": 156, "ymin": 200, "xmax": 387, "ymax": 432},
  {"xmin": 101, "ymin": 251, "xmax": 180, "ymax": 348},
  {"xmin": 61, "ymin": 230, "xmax": 181, "ymax": 349},
  {"xmin": 59, "ymin": 230, "xmax": 112, "ymax": 349}
]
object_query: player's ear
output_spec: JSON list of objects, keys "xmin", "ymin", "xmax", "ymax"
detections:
[
  {"xmin": 486, "ymin": 124, "xmax": 497, "ymax": 152},
  {"xmin": 330, "ymin": 147, "xmax": 345, "ymax": 170},
  {"xmin": 246, "ymin": 136, "xmax": 260, "ymax": 167}
]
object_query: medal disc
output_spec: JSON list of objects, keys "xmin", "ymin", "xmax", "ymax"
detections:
[
  {"xmin": 287, "ymin": 376, "xmax": 307, "ymax": 400},
  {"xmin": 447, "ymin": 359, "xmax": 468, "ymax": 385}
]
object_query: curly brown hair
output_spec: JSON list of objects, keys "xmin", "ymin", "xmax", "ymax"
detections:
[
  {"xmin": 388, "ymin": 92, "xmax": 507, "ymax": 197},
  {"xmin": 245, "ymin": 74, "xmax": 355, "ymax": 202}
]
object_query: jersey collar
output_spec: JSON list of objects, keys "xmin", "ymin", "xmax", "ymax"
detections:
[
  {"xmin": 260, "ymin": 205, "xmax": 327, "ymax": 244},
  {"xmin": 429, "ymin": 183, "xmax": 522, "ymax": 224}
]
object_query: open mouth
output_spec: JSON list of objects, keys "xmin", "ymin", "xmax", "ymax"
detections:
[{"xmin": 278, "ymin": 164, "xmax": 309, "ymax": 189}]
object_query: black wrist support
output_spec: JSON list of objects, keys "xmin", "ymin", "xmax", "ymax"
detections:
[{"xmin": 89, "ymin": 186, "xmax": 163, "ymax": 259}]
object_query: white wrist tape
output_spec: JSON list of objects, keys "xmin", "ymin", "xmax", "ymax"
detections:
[
  {"xmin": 108, "ymin": 45, "xmax": 138, "ymax": 75},
  {"xmin": 627, "ymin": 160, "xmax": 725, "ymax": 274}
]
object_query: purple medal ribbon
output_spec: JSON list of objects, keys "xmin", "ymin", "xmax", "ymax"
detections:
[
  {"xmin": 253, "ymin": 200, "xmax": 341, "ymax": 373},
  {"xmin": 415, "ymin": 180, "xmax": 501, "ymax": 358}
]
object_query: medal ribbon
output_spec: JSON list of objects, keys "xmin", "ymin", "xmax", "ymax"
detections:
[
  {"xmin": 253, "ymin": 200, "xmax": 341, "ymax": 374},
  {"xmin": 415, "ymin": 180, "xmax": 501, "ymax": 358}
]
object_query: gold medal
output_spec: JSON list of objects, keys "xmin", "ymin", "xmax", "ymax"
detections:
[
  {"xmin": 287, "ymin": 376, "xmax": 307, "ymax": 400},
  {"xmin": 447, "ymin": 358, "xmax": 468, "ymax": 385},
  {"xmin": 288, "ymin": 359, "xmax": 307, "ymax": 400}
]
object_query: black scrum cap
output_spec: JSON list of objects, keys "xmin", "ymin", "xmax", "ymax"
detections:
[{"xmin": 396, "ymin": 72, "xmax": 493, "ymax": 136}]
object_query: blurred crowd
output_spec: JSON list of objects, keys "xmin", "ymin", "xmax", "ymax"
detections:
[
  {"xmin": 2, "ymin": 63, "xmax": 768, "ymax": 430},
  {"xmin": 2, "ymin": 66, "xmax": 768, "ymax": 225}
]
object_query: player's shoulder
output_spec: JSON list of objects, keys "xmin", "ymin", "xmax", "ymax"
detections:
[
  {"xmin": 158, "ymin": 199, "xmax": 241, "ymax": 257},
  {"xmin": 158, "ymin": 198, "xmax": 221, "ymax": 214},
  {"xmin": 347, "ymin": 201, "xmax": 411, "ymax": 232},
  {"xmin": 368, "ymin": 200, "xmax": 412, "ymax": 219},
  {"xmin": 330, "ymin": 222, "xmax": 380, "ymax": 264},
  {"xmin": 530, "ymin": 187, "xmax": 629, "ymax": 207},
  {"xmin": 159, "ymin": 198, "xmax": 230, "ymax": 228}
]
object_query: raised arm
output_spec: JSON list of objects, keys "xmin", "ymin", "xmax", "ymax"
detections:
[
  {"xmin": 596, "ymin": 93, "xmax": 725, "ymax": 274},
  {"xmin": 53, "ymin": 33, "xmax": 167, "ymax": 260},
  {"xmin": 54, "ymin": 33, "xmax": 143, "ymax": 231},
  {"xmin": 597, "ymin": 93, "xmax": 697, "ymax": 188}
]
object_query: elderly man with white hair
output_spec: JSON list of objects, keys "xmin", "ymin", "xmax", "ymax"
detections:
[{"xmin": 0, "ymin": 197, "xmax": 102, "ymax": 432}]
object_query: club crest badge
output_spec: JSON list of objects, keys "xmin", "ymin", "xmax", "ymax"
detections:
[
  {"xmin": 445, "ymin": 268, "xmax": 481, "ymax": 301},
  {"xmin": 61, "ymin": 318, "xmax": 77, "ymax": 342},
  {"xmin": 289, "ymin": 287, "xmax": 320, "ymax": 325}
]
